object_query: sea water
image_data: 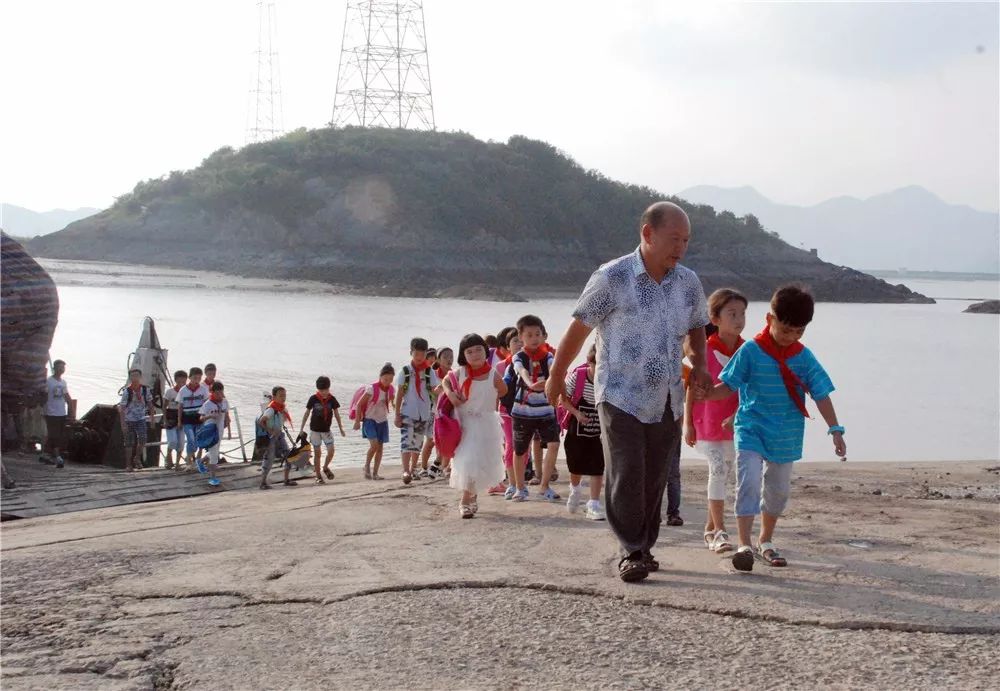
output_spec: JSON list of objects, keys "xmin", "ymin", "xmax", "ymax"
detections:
[{"xmin": 42, "ymin": 260, "xmax": 999, "ymax": 464}]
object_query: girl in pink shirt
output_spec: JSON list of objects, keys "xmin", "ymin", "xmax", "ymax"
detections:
[{"xmin": 684, "ymin": 288, "xmax": 747, "ymax": 554}]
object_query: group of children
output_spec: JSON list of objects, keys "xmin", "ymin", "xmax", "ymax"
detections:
[{"xmin": 114, "ymin": 282, "xmax": 844, "ymax": 573}]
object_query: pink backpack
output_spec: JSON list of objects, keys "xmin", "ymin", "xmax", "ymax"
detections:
[
  {"xmin": 433, "ymin": 371, "xmax": 462, "ymax": 458},
  {"xmin": 349, "ymin": 383, "xmax": 394, "ymax": 421},
  {"xmin": 557, "ymin": 364, "xmax": 590, "ymax": 432}
]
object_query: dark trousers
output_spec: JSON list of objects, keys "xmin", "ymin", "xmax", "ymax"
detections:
[{"xmin": 598, "ymin": 400, "xmax": 681, "ymax": 556}]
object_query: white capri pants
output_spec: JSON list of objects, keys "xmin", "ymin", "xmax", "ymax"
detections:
[{"xmin": 696, "ymin": 440, "xmax": 736, "ymax": 501}]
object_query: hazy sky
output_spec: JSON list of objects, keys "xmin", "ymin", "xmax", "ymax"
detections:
[{"xmin": 3, "ymin": 1, "xmax": 998, "ymax": 212}]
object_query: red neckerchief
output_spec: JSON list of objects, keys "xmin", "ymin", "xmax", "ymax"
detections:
[
  {"xmin": 173, "ymin": 384, "xmax": 183, "ymax": 392},
  {"xmin": 462, "ymin": 362, "xmax": 493, "ymax": 399},
  {"xmin": 708, "ymin": 333, "xmax": 745, "ymax": 359},
  {"xmin": 268, "ymin": 399, "xmax": 292, "ymax": 422},
  {"xmin": 315, "ymin": 391, "xmax": 333, "ymax": 422},
  {"xmin": 524, "ymin": 343, "xmax": 554, "ymax": 382},
  {"xmin": 186, "ymin": 382, "xmax": 200, "ymax": 392},
  {"xmin": 495, "ymin": 346, "xmax": 510, "ymax": 361},
  {"xmin": 209, "ymin": 392, "xmax": 224, "ymax": 404},
  {"xmin": 411, "ymin": 360, "xmax": 431, "ymax": 399},
  {"xmin": 753, "ymin": 325, "xmax": 809, "ymax": 417},
  {"xmin": 204, "ymin": 377, "xmax": 215, "ymax": 387}
]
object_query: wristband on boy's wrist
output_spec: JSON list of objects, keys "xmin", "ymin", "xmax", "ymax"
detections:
[{"xmin": 828, "ymin": 425, "xmax": 845, "ymax": 435}]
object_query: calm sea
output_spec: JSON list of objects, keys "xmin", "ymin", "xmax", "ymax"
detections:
[{"xmin": 43, "ymin": 260, "xmax": 999, "ymax": 464}]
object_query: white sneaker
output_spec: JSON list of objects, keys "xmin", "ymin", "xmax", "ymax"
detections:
[
  {"xmin": 585, "ymin": 500, "xmax": 605, "ymax": 521},
  {"xmin": 566, "ymin": 486, "xmax": 583, "ymax": 513}
]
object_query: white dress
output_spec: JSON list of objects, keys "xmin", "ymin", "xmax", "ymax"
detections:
[{"xmin": 449, "ymin": 372, "xmax": 504, "ymax": 493}]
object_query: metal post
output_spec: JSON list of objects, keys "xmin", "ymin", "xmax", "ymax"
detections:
[{"xmin": 232, "ymin": 407, "xmax": 248, "ymax": 463}]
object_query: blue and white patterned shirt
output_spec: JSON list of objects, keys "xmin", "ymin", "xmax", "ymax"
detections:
[{"xmin": 572, "ymin": 247, "xmax": 709, "ymax": 424}]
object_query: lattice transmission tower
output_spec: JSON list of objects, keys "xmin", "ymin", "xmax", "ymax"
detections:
[
  {"xmin": 247, "ymin": 0, "xmax": 284, "ymax": 143},
  {"xmin": 331, "ymin": 1, "xmax": 435, "ymax": 130}
]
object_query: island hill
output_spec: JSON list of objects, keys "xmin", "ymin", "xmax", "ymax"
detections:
[{"xmin": 29, "ymin": 128, "xmax": 931, "ymax": 304}]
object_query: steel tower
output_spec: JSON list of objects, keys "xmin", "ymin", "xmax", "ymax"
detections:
[
  {"xmin": 247, "ymin": 0, "xmax": 284, "ymax": 143},
  {"xmin": 331, "ymin": 1, "xmax": 435, "ymax": 130}
]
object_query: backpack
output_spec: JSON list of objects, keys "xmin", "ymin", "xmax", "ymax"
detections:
[
  {"xmin": 503, "ymin": 351, "xmax": 550, "ymax": 411},
  {"xmin": 125, "ymin": 385, "xmax": 149, "ymax": 406},
  {"xmin": 433, "ymin": 371, "xmax": 463, "ymax": 458},
  {"xmin": 399, "ymin": 365, "xmax": 433, "ymax": 401},
  {"xmin": 557, "ymin": 364, "xmax": 590, "ymax": 432},
  {"xmin": 349, "ymin": 383, "xmax": 394, "ymax": 421}
]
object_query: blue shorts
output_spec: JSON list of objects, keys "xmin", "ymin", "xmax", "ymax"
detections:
[
  {"xmin": 183, "ymin": 424, "xmax": 199, "ymax": 455},
  {"xmin": 362, "ymin": 419, "xmax": 390, "ymax": 444}
]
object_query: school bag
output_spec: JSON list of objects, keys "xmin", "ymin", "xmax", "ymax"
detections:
[
  {"xmin": 557, "ymin": 364, "xmax": 590, "ymax": 432},
  {"xmin": 498, "ymin": 362, "xmax": 517, "ymax": 413},
  {"xmin": 433, "ymin": 371, "xmax": 462, "ymax": 458},
  {"xmin": 349, "ymin": 383, "xmax": 394, "ymax": 421},
  {"xmin": 399, "ymin": 365, "xmax": 433, "ymax": 400}
]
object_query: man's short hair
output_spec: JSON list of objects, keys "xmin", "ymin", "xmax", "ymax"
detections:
[
  {"xmin": 174, "ymin": 370, "xmax": 188, "ymax": 380},
  {"xmin": 316, "ymin": 376, "xmax": 331, "ymax": 390},
  {"xmin": 188, "ymin": 367, "xmax": 203, "ymax": 377},
  {"xmin": 771, "ymin": 284, "xmax": 815, "ymax": 328},
  {"xmin": 516, "ymin": 314, "xmax": 546, "ymax": 335},
  {"xmin": 410, "ymin": 337, "xmax": 429, "ymax": 352},
  {"xmin": 640, "ymin": 201, "xmax": 688, "ymax": 231},
  {"xmin": 53, "ymin": 359, "xmax": 65, "ymax": 368}
]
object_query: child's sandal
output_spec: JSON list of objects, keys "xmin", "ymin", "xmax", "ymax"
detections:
[
  {"xmin": 712, "ymin": 531, "xmax": 734, "ymax": 554},
  {"xmin": 703, "ymin": 531, "xmax": 715, "ymax": 550},
  {"xmin": 756, "ymin": 541, "xmax": 787, "ymax": 567}
]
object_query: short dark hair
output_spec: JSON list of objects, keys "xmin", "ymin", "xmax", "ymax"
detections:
[
  {"xmin": 410, "ymin": 337, "xmax": 429, "ymax": 353},
  {"xmin": 707, "ymin": 288, "xmax": 748, "ymax": 320},
  {"xmin": 174, "ymin": 370, "xmax": 187, "ymax": 380},
  {"xmin": 457, "ymin": 333, "xmax": 488, "ymax": 367},
  {"xmin": 496, "ymin": 326, "xmax": 516, "ymax": 348},
  {"xmin": 771, "ymin": 284, "xmax": 814, "ymax": 328},
  {"xmin": 204, "ymin": 363, "xmax": 217, "ymax": 372},
  {"xmin": 484, "ymin": 334, "xmax": 498, "ymax": 348},
  {"xmin": 316, "ymin": 376, "xmax": 331, "ymax": 390},
  {"xmin": 188, "ymin": 367, "xmax": 203, "ymax": 377},
  {"xmin": 53, "ymin": 359, "xmax": 65, "ymax": 368},
  {"xmin": 425, "ymin": 348, "xmax": 437, "ymax": 359},
  {"xmin": 379, "ymin": 362, "xmax": 395, "ymax": 377},
  {"xmin": 210, "ymin": 381, "xmax": 224, "ymax": 392},
  {"xmin": 586, "ymin": 343, "xmax": 597, "ymax": 364},
  {"xmin": 272, "ymin": 386, "xmax": 285, "ymax": 397},
  {"xmin": 516, "ymin": 314, "xmax": 546, "ymax": 335}
]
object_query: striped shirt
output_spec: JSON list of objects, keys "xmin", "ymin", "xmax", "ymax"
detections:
[
  {"xmin": 719, "ymin": 341, "xmax": 835, "ymax": 463},
  {"xmin": 511, "ymin": 350, "xmax": 556, "ymax": 419}
]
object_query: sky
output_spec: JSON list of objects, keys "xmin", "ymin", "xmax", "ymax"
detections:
[{"xmin": 2, "ymin": 0, "xmax": 998, "ymax": 213}]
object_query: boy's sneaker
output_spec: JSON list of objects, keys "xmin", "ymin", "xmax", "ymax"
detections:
[
  {"xmin": 196, "ymin": 459, "xmax": 207, "ymax": 474},
  {"xmin": 540, "ymin": 487, "xmax": 561, "ymax": 502},
  {"xmin": 208, "ymin": 477, "xmax": 221, "ymax": 487},
  {"xmin": 504, "ymin": 485, "xmax": 517, "ymax": 500},
  {"xmin": 55, "ymin": 456, "xmax": 65, "ymax": 469},
  {"xmin": 566, "ymin": 486, "xmax": 583, "ymax": 513},
  {"xmin": 427, "ymin": 464, "xmax": 441, "ymax": 479},
  {"xmin": 418, "ymin": 468, "xmax": 429, "ymax": 479},
  {"xmin": 513, "ymin": 487, "xmax": 529, "ymax": 502},
  {"xmin": 585, "ymin": 500, "xmax": 605, "ymax": 521},
  {"xmin": 487, "ymin": 481, "xmax": 507, "ymax": 496}
]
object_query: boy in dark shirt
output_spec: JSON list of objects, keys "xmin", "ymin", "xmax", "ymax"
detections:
[{"xmin": 299, "ymin": 376, "xmax": 345, "ymax": 484}]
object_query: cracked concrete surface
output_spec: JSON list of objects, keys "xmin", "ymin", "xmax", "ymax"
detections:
[{"xmin": 2, "ymin": 461, "xmax": 997, "ymax": 689}]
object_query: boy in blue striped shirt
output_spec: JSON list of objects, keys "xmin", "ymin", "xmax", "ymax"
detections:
[{"xmin": 700, "ymin": 285, "xmax": 846, "ymax": 571}]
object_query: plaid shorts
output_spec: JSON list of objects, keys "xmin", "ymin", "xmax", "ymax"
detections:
[{"xmin": 124, "ymin": 420, "xmax": 148, "ymax": 449}]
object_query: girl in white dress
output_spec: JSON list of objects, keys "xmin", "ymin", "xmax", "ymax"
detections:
[{"xmin": 444, "ymin": 334, "xmax": 508, "ymax": 518}]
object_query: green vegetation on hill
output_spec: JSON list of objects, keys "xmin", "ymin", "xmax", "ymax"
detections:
[{"xmin": 31, "ymin": 127, "xmax": 929, "ymax": 303}]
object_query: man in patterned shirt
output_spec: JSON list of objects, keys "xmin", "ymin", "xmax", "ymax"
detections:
[{"xmin": 547, "ymin": 201, "xmax": 712, "ymax": 583}]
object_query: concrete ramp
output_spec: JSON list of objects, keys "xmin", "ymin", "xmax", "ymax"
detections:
[{"xmin": 0, "ymin": 452, "xmax": 310, "ymax": 519}]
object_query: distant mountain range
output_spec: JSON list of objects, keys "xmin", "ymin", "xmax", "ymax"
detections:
[
  {"xmin": 0, "ymin": 203, "xmax": 100, "ymax": 239},
  {"xmin": 677, "ymin": 185, "xmax": 999, "ymax": 274}
]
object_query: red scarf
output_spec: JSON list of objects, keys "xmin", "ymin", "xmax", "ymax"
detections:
[
  {"xmin": 495, "ymin": 346, "xmax": 510, "ymax": 361},
  {"xmin": 268, "ymin": 399, "xmax": 292, "ymax": 422},
  {"xmin": 186, "ymin": 381, "xmax": 201, "ymax": 392},
  {"xmin": 315, "ymin": 391, "xmax": 333, "ymax": 422},
  {"xmin": 173, "ymin": 384, "xmax": 183, "ymax": 393},
  {"xmin": 753, "ymin": 325, "xmax": 809, "ymax": 417},
  {"xmin": 708, "ymin": 333, "xmax": 744, "ymax": 359},
  {"xmin": 524, "ymin": 343, "xmax": 554, "ymax": 382},
  {"xmin": 462, "ymin": 362, "xmax": 493, "ymax": 399},
  {"xmin": 410, "ymin": 360, "xmax": 431, "ymax": 399},
  {"xmin": 204, "ymin": 377, "xmax": 215, "ymax": 387},
  {"xmin": 210, "ymin": 392, "xmax": 224, "ymax": 404}
]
